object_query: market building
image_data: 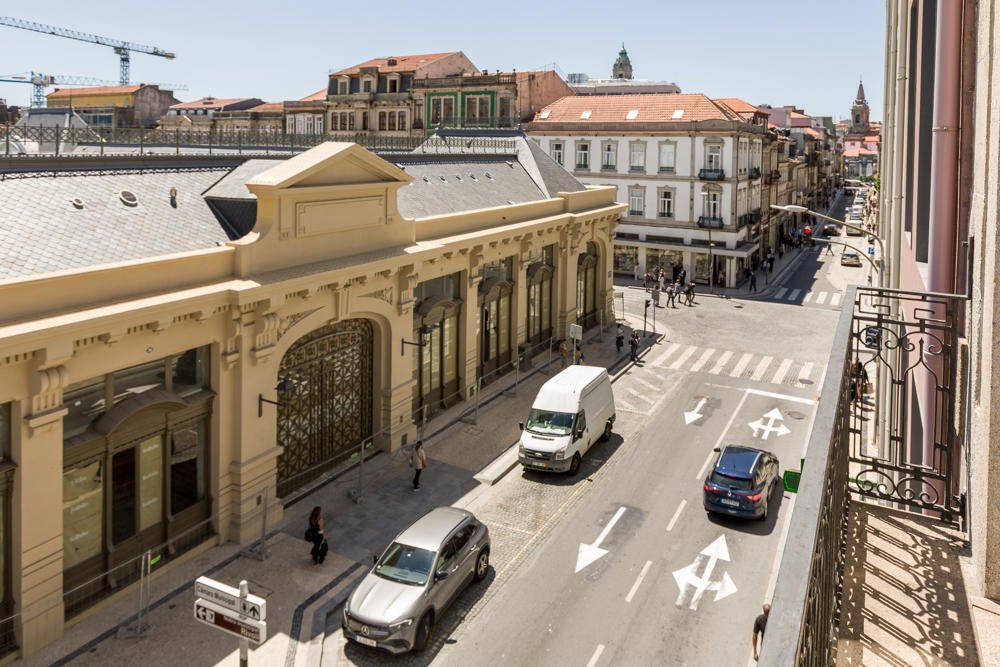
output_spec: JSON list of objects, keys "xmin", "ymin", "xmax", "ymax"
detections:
[{"xmin": 0, "ymin": 131, "xmax": 622, "ymax": 657}]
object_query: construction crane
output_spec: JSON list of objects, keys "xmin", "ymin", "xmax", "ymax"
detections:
[
  {"xmin": 0, "ymin": 72, "xmax": 187, "ymax": 107},
  {"xmin": 0, "ymin": 16, "xmax": 175, "ymax": 85}
]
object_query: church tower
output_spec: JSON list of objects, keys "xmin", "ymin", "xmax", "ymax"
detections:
[
  {"xmin": 850, "ymin": 80, "xmax": 870, "ymax": 134},
  {"xmin": 612, "ymin": 44, "xmax": 633, "ymax": 80}
]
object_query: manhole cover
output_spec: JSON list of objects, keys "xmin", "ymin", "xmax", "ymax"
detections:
[
  {"xmin": 787, "ymin": 411, "xmax": 806, "ymax": 420},
  {"xmin": 798, "ymin": 378, "xmax": 814, "ymax": 385}
]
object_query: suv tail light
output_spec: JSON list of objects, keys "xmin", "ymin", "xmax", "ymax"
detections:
[{"xmin": 746, "ymin": 492, "xmax": 762, "ymax": 502}]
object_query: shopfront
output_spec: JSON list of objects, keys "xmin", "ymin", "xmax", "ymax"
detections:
[
  {"xmin": 645, "ymin": 247, "xmax": 685, "ymax": 279},
  {"xmin": 613, "ymin": 245, "xmax": 639, "ymax": 277},
  {"xmin": 413, "ymin": 273, "xmax": 462, "ymax": 416}
]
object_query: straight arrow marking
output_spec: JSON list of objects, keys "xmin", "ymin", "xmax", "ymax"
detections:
[
  {"xmin": 684, "ymin": 397, "xmax": 708, "ymax": 424},
  {"xmin": 575, "ymin": 506, "xmax": 626, "ymax": 573}
]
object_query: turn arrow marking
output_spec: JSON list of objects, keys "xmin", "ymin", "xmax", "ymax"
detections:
[
  {"xmin": 673, "ymin": 535, "xmax": 739, "ymax": 610},
  {"xmin": 748, "ymin": 407, "xmax": 791, "ymax": 440},
  {"xmin": 684, "ymin": 398, "xmax": 708, "ymax": 425},
  {"xmin": 575, "ymin": 506, "xmax": 626, "ymax": 573}
]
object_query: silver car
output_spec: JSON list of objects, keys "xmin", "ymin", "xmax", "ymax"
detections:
[{"xmin": 342, "ymin": 506, "xmax": 490, "ymax": 653}]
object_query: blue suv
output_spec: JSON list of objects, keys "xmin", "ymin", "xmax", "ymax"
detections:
[{"xmin": 703, "ymin": 445, "xmax": 781, "ymax": 520}]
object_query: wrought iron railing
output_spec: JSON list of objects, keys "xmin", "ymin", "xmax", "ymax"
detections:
[
  {"xmin": 761, "ymin": 284, "xmax": 966, "ymax": 666},
  {"xmin": 698, "ymin": 168, "xmax": 726, "ymax": 180},
  {"xmin": 696, "ymin": 215, "xmax": 724, "ymax": 229}
]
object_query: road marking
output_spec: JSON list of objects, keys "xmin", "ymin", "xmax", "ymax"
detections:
[
  {"xmin": 689, "ymin": 348, "xmax": 715, "ymax": 373},
  {"xmin": 625, "ymin": 560, "xmax": 653, "ymax": 603},
  {"xmin": 684, "ymin": 398, "xmax": 708, "ymax": 424},
  {"xmin": 729, "ymin": 353, "xmax": 754, "ymax": 378},
  {"xmin": 586, "ymin": 644, "xmax": 605, "ymax": 667},
  {"xmin": 750, "ymin": 356, "xmax": 773, "ymax": 382},
  {"xmin": 815, "ymin": 291, "xmax": 828, "ymax": 305},
  {"xmin": 616, "ymin": 398, "xmax": 640, "ymax": 412},
  {"xmin": 770, "ymin": 358, "xmax": 793, "ymax": 385},
  {"xmin": 576, "ymin": 506, "xmax": 626, "ymax": 573},
  {"xmin": 625, "ymin": 388, "xmax": 655, "ymax": 404},
  {"xmin": 745, "ymin": 387, "xmax": 817, "ymax": 405},
  {"xmin": 673, "ymin": 535, "xmax": 738, "ymax": 610},
  {"xmin": 830, "ymin": 292, "xmax": 842, "ymax": 306},
  {"xmin": 669, "ymin": 346, "xmax": 698, "ymax": 370},
  {"xmin": 634, "ymin": 377, "xmax": 660, "ymax": 392},
  {"xmin": 748, "ymin": 408, "xmax": 791, "ymax": 439},
  {"xmin": 796, "ymin": 362, "xmax": 814, "ymax": 388},
  {"xmin": 787, "ymin": 288, "xmax": 801, "ymax": 301},
  {"xmin": 666, "ymin": 500, "xmax": 687, "ymax": 532},
  {"xmin": 696, "ymin": 390, "xmax": 752, "ymax": 480},
  {"xmin": 651, "ymin": 342, "xmax": 681, "ymax": 367},
  {"xmin": 774, "ymin": 287, "xmax": 788, "ymax": 300},
  {"xmin": 709, "ymin": 350, "xmax": 733, "ymax": 375},
  {"xmin": 803, "ymin": 291, "xmax": 814, "ymax": 303}
]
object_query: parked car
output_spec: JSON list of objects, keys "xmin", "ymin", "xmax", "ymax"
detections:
[
  {"xmin": 841, "ymin": 251, "xmax": 863, "ymax": 267},
  {"xmin": 703, "ymin": 445, "xmax": 781, "ymax": 520},
  {"xmin": 342, "ymin": 507, "xmax": 490, "ymax": 654},
  {"xmin": 822, "ymin": 223, "xmax": 840, "ymax": 236}
]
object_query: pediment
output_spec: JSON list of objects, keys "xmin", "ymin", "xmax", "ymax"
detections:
[{"xmin": 245, "ymin": 141, "xmax": 413, "ymax": 192}]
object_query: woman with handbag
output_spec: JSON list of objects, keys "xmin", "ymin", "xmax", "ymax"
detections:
[{"xmin": 306, "ymin": 506, "xmax": 328, "ymax": 564}]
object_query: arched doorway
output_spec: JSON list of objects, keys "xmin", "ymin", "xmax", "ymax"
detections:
[
  {"xmin": 276, "ymin": 319, "xmax": 374, "ymax": 497},
  {"xmin": 479, "ymin": 277, "xmax": 513, "ymax": 381},
  {"xmin": 577, "ymin": 242, "xmax": 599, "ymax": 328},
  {"xmin": 526, "ymin": 261, "xmax": 554, "ymax": 350},
  {"xmin": 413, "ymin": 295, "xmax": 461, "ymax": 417}
]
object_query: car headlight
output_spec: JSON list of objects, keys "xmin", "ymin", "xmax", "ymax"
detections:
[
  {"xmin": 518, "ymin": 443, "xmax": 525, "ymax": 455},
  {"xmin": 389, "ymin": 618, "xmax": 413, "ymax": 633},
  {"xmin": 554, "ymin": 446, "xmax": 567, "ymax": 460},
  {"xmin": 342, "ymin": 600, "xmax": 350, "ymax": 620}
]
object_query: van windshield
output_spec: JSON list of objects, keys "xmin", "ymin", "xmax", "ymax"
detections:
[{"xmin": 525, "ymin": 408, "xmax": 575, "ymax": 436}]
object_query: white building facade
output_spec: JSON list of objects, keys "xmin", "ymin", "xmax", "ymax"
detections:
[{"xmin": 526, "ymin": 94, "xmax": 768, "ymax": 287}]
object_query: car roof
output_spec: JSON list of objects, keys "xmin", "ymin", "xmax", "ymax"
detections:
[
  {"xmin": 714, "ymin": 445, "xmax": 766, "ymax": 478},
  {"xmin": 843, "ymin": 250, "xmax": 860, "ymax": 256},
  {"xmin": 394, "ymin": 506, "xmax": 473, "ymax": 551}
]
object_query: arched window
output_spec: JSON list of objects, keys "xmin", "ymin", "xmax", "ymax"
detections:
[
  {"xmin": 577, "ymin": 242, "xmax": 599, "ymax": 327},
  {"xmin": 526, "ymin": 261, "xmax": 554, "ymax": 348}
]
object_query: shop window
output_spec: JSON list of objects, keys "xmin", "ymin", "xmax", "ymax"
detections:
[
  {"xmin": 171, "ymin": 419, "xmax": 207, "ymax": 514},
  {"xmin": 111, "ymin": 448, "xmax": 136, "ymax": 545},
  {"xmin": 63, "ymin": 379, "xmax": 107, "ymax": 439},
  {"xmin": 63, "ymin": 461, "xmax": 104, "ymax": 569}
]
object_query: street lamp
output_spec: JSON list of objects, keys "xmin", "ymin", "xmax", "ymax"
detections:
[
  {"xmin": 770, "ymin": 204, "xmax": 886, "ymax": 288},
  {"xmin": 258, "ymin": 377, "xmax": 296, "ymax": 418}
]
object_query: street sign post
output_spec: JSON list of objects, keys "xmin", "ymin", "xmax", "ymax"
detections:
[
  {"xmin": 193, "ymin": 598, "xmax": 267, "ymax": 644},
  {"xmin": 195, "ymin": 576, "xmax": 266, "ymax": 621}
]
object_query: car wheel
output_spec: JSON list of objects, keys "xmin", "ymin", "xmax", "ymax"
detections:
[
  {"xmin": 601, "ymin": 420, "xmax": 613, "ymax": 442},
  {"xmin": 568, "ymin": 453, "xmax": 581, "ymax": 476},
  {"xmin": 474, "ymin": 548, "xmax": 490, "ymax": 582},
  {"xmin": 413, "ymin": 612, "xmax": 432, "ymax": 652}
]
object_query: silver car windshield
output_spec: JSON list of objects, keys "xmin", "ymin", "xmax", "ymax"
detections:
[
  {"xmin": 374, "ymin": 542, "xmax": 436, "ymax": 586},
  {"xmin": 525, "ymin": 408, "xmax": 575, "ymax": 436}
]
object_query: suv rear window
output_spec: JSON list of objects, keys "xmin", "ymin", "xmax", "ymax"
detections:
[{"xmin": 709, "ymin": 471, "xmax": 754, "ymax": 491}]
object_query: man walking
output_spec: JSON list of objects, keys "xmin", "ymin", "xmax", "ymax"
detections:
[
  {"xmin": 652, "ymin": 285, "xmax": 661, "ymax": 308},
  {"xmin": 752, "ymin": 603, "xmax": 770, "ymax": 661},
  {"xmin": 629, "ymin": 332, "xmax": 639, "ymax": 362},
  {"xmin": 410, "ymin": 441, "xmax": 427, "ymax": 491},
  {"xmin": 666, "ymin": 282, "xmax": 677, "ymax": 308},
  {"xmin": 615, "ymin": 325, "xmax": 625, "ymax": 355},
  {"xmin": 749, "ymin": 271, "xmax": 758, "ymax": 293}
]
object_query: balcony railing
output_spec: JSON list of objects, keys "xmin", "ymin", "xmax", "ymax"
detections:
[
  {"xmin": 698, "ymin": 168, "xmax": 726, "ymax": 180},
  {"xmin": 696, "ymin": 215, "xmax": 724, "ymax": 229},
  {"xmin": 761, "ymin": 285, "xmax": 966, "ymax": 667},
  {"xmin": 412, "ymin": 73, "xmax": 516, "ymax": 88}
]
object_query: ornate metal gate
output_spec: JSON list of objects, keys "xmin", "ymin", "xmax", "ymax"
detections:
[{"xmin": 276, "ymin": 319, "xmax": 373, "ymax": 497}]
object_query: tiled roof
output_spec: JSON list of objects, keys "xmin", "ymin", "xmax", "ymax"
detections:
[
  {"xmin": 299, "ymin": 89, "xmax": 327, "ymax": 101},
  {"xmin": 330, "ymin": 52, "xmax": 460, "ymax": 76},
  {"xmin": 843, "ymin": 147, "xmax": 878, "ymax": 157},
  {"xmin": 48, "ymin": 85, "xmax": 143, "ymax": 99},
  {"xmin": 170, "ymin": 97, "xmax": 257, "ymax": 110},
  {"xmin": 248, "ymin": 102, "xmax": 283, "ymax": 112},
  {"xmin": 531, "ymin": 93, "xmax": 739, "ymax": 124},
  {"xmin": 713, "ymin": 98, "xmax": 761, "ymax": 114},
  {"xmin": 0, "ymin": 169, "xmax": 234, "ymax": 279},
  {"xmin": 802, "ymin": 127, "xmax": 821, "ymax": 138}
]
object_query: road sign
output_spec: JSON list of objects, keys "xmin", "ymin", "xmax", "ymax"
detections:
[
  {"xmin": 673, "ymin": 535, "xmax": 738, "ymax": 610},
  {"xmin": 194, "ymin": 598, "xmax": 267, "ymax": 644},
  {"xmin": 863, "ymin": 325, "xmax": 881, "ymax": 350},
  {"xmin": 868, "ymin": 246, "xmax": 876, "ymax": 256},
  {"xmin": 568, "ymin": 323, "xmax": 583, "ymax": 341},
  {"xmin": 194, "ymin": 576, "xmax": 266, "ymax": 621}
]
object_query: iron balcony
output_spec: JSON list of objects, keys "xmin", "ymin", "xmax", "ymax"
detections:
[
  {"xmin": 697, "ymin": 216, "xmax": 724, "ymax": 229},
  {"xmin": 698, "ymin": 168, "xmax": 726, "ymax": 181}
]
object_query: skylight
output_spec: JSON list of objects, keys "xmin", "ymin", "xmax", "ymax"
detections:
[
  {"xmin": 580, "ymin": 110, "xmax": 592, "ymax": 120},
  {"xmin": 626, "ymin": 109, "xmax": 639, "ymax": 120},
  {"xmin": 672, "ymin": 109, "xmax": 685, "ymax": 119},
  {"xmin": 539, "ymin": 110, "xmax": 551, "ymax": 119}
]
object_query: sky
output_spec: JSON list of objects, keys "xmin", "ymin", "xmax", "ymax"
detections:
[{"xmin": 0, "ymin": 1, "xmax": 885, "ymax": 120}]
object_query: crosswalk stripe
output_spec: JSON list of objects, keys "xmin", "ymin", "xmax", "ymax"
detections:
[
  {"xmin": 689, "ymin": 348, "xmax": 716, "ymax": 373},
  {"xmin": 634, "ymin": 377, "xmax": 660, "ymax": 392},
  {"xmin": 751, "ymin": 356, "xmax": 773, "ymax": 381},
  {"xmin": 709, "ymin": 350, "xmax": 733, "ymax": 375},
  {"xmin": 771, "ymin": 358, "xmax": 793, "ymax": 385},
  {"xmin": 830, "ymin": 292, "xmax": 842, "ymax": 306},
  {"xmin": 669, "ymin": 346, "xmax": 698, "ymax": 370},
  {"xmin": 729, "ymin": 353, "xmax": 754, "ymax": 378},
  {"xmin": 774, "ymin": 287, "xmax": 788, "ymax": 300},
  {"xmin": 625, "ymin": 388, "xmax": 655, "ymax": 404},
  {"xmin": 651, "ymin": 342, "xmax": 681, "ymax": 367},
  {"xmin": 815, "ymin": 291, "xmax": 828, "ymax": 305},
  {"xmin": 796, "ymin": 362, "xmax": 814, "ymax": 387},
  {"xmin": 803, "ymin": 291, "xmax": 814, "ymax": 303},
  {"xmin": 787, "ymin": 289, "xmax": 801, "ymax": 301}
]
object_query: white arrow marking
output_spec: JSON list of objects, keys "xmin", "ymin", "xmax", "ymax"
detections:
[
  {"xmin": 684, "ymin": 398, "xmax": 708, "ymax": 425},
  {"xmin": 673, "ymin": 535, "xmax": 738, "ymax": 610},
  {"xmin": 575, "ymin": 506, "xmax": 626, "ymax": 573},
  {"xmin": 748, "ymin": 408, "xmax": 790, "ymax": 440}
]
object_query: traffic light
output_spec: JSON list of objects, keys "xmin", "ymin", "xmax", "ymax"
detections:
[{"xmin": 645, "ymin": 299, "xmax": 651, "ymax": 309}]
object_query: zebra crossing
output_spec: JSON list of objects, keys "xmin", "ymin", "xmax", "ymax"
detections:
[
  {"xmin": 770, "ymin": 287, "xmax": 843, "ymax": 307},
  {"xmin": 646, "ymin": 342, "xmax": 821, "ymax": 390}
]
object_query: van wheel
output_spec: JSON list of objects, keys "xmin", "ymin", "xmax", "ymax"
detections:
[
  {"xmin": 568, "ymin": 453, "xmax": 581, "ymax": 476},
  {"xmin": 413, "ymin": 612, "xmax": 432, "ymax": 652},
  {"xmin": 601, "ymin": 420, "xmax": 613, "ymax": 442}
]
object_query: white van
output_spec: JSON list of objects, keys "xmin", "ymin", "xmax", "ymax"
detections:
[{"xmin": 517, "ymin": 366, "xmax": 616, "ymax": 475}]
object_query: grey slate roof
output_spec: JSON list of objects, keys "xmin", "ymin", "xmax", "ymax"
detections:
[{"xmin": 0, "ymin": 169, "xmax": 232, "ymax": 280}]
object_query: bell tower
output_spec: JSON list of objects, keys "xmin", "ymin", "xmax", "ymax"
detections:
[
  {"xmin": 850, "ymin": 79, "xmax": 870, "ymax": 134},
  {"xmin": 612, "ymin": 44, "xmax": 633, "ymax": 80}
]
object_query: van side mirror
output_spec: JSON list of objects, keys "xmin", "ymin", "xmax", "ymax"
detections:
[
  {"xmin": 434, "ymin": 569, "xmax": 450, "ymax": 582},
  {"xmin": 575, "ymin": 429, "xmax": 584, "ymax": 440},
  {"xmin": 518, "ymin": 422, "xmax": 524, "ymax": 431}
]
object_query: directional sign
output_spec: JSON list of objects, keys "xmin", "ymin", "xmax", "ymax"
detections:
[
  {"xmin": 575, "ymin": 506, "xmax": 626, "ymax": 573},
  {"xmin": 194, "ymin": 576, "xmax": 266, "ymax": 621},
  {"xmin": 684, "ymin": 398, "xmax": 708, "ymax": 425},
  {"xmin": 868, "ymin": 246, "xmax": 876, "ymax": 256},
  {"xmin": 748, "ymin": 408, "xmax": 790, "ymax": 440},
  {"xmin": 194, "ymin": 599, "xmax": 267, "ymax": 644},
  {"xmin": 863, "ymin": 325, "xmax": 882, "ymax": 350},
  {"xmin": 673, "ymin": 535, "xmax": 738, "ymax": 610}
]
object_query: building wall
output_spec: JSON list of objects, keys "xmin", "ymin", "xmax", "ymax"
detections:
[
  {"xmin": 133, "ymin": 88, "xmax": 181, "ymax": 128},
  {"xmin": 514, "ymin": 71, "xmax": 573, "ymax": 122}
]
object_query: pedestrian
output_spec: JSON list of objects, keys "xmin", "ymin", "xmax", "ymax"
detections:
[
  {"xmin": 684, "ymin": 282, "xmax": 695, "ymax": 306},
  {"xmin": 306, "ymin": 506, "xmax": 328, "ymax": 565},
  {"xmin": 615, "ymin": 325, "xmax": 625, "ymax": 354},
  {"xmin": 752, "ymin": 603, "xmax": 770, "ymax": 661},
  {"xmin": 575, "ymin": 345, "xmax": 586, "ymax": 365},
  {"xmin": 559, "ymin": 339, "xmax": 569, "ymax": 368},
  {"xmin": 633, "ymin": 264, "xmax": 641, "ymax": 282},
  {"xmin": 717, "ymin": 269, "xmax": 726, "ymax": 287},
  {"xmin": 410, "ymin": 440, "xmax": 427, "ymax": 490},
  {"xmin": 678, "ymin": 267, "xmax": 687, "ymax": 285},
  {"xmin": 749, "ymin": 271, "xmax": 758, "ymax": 293},
  {"xmin": 629, "ymin": 332, "xmax": 639, "ymax": 361},
  {"xmin": 643, "ymin": 271, "xmax": 651, "ymax": 290},
  {"xmin": 666, "ymin": 282, "xmax": 677, "ymax": 308},
  {"xmin": 825, "ymin": 241, "xmax": 834, "ymax": 255},
  {"xmin": 652, "ymin": 286, "xmax": 661, "ymax": 307}
]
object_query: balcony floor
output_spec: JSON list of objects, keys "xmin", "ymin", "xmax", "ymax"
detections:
[{"xmin": 836, "ymin": 501, "xmax": 980, "ymax": 666}]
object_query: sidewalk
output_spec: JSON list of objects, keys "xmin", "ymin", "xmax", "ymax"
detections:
[{"xmin": 32, "ymin": 323, "xmax": 646, "ymax": 667}]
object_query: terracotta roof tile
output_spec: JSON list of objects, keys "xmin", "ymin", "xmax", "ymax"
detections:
[
  {"xmin": 248, "ymin": 102, "xmax": 283, "ymax": 112},
  {"xmin": 532, "ymin": 93, "xmax": 737, "ymax": 124},
  {"xmin": 47, "ymin": 85, "xmax": 143, "ymax": 98},
  {"xmin": 713, "ymin": 97, "xmax": 761, "ymax": 114},
  {"xmin": 299, "ymin": 89, "xmax": 327, "ymax": 101},
  {"xmin": 330, "ymin": 52, "xmax": 461, "ymax": 76},
  {"xmin": 170, "ymin": 97, "xmax": 258, "ymax": 110}
]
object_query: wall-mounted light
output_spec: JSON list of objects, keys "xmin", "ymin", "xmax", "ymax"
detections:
[
  {"xmin": 258, "ymin": 377, "xmax": 296, "ymax": 418},
  {"xmin": 400, "ymin": 324, "xmax": 432, "ymax": 356}
]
